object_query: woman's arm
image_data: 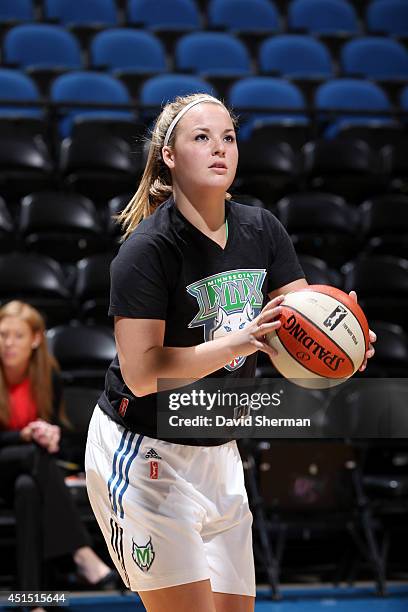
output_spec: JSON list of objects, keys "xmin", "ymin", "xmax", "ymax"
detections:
[{"xmin": 115, "ymin": 294, "xmax": 286, "ymax": 397}]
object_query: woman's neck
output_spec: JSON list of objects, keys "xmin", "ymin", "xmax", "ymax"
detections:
[
  {"xmin": 173, "ymin": 186, "xmax": 226, "ymax": 232},
  {"xmin": 3, "ymin": 364, "xmax": 29, "ymax": 387}
]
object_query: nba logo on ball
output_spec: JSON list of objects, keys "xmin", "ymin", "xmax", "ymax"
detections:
[{"xmin": 266, "ymin": 285, "xmax": 370, "ymax": 389}]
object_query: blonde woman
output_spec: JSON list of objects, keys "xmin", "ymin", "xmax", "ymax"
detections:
[
  {"xmin": 0, "ymin": 301, "xmax": 117, "ymax": 611},
  {"xmin": 85, "ymin": 94, "xmax": 375, "ymax": 612}
]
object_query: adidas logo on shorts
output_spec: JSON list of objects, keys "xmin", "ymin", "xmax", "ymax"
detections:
[{"xmin": 145, "ymin": 448, "xmax": 162, "ymax": 460}]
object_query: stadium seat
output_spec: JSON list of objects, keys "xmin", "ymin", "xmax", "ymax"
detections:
[
  {"xmin": 209, "ymin": 0, "xmax": 280, "ymax": 32},
  {"xmin": 341, "ymin": 37, "xmax": 408, "ymax": 81},
  {"xmin": 175, "ymin": 32, "xmax": 252, "ymax": 96},
  {"xmin": 3, "ymin": 24, "xmax": 82, "ymax": 94},
  {"xmin": 107, "ymin": 193, "xmax": 131, "ymax": 242},
  {"xmin": 127, "ymin": 0, "xmax": 201, "ymax": 52},
  {"xmin": 19, "ymin": 191, "xmax": 107, "ymax": 262},
  {"xmin": 0, "ymin": 130, "xmax": 54, "ymax": 200},
  {"xmin": 0, "ymin": 0, "xmax": 34, "ymax": 24},
  {"xmin": 0, "ymin": 197, "xmax": 14, "ymax": 253},
  {"xmin": 367, "ymin": 0, "xmax": 408, "ymax": 38},
  {"xmin": 303, "ymin": 138, "xmax": 388, "ymax": 202},
  {"xmin": 259, "ymin": 35, "xmax": 333, "ymax": 79},
  {"xmin": 276, "ymin": 192, "xmax": 360, "ymax": 267},
  {"xmin": 0, "ymin": 69, "xmax": 43, "ymax": 119},
  {"xmin": 75, "ymin": 253, "xmax": 114, "ymax": 324},
  {"xmin": 44, "ymin": 0, "xmax": 117, "ymax": 26},
  {"xmin": 297, "ymin": 254, "xmax": 343, "ymax": 287},
  {"xmin": 315, "ymin": 79, "xmax": 395, "ymax": 139},
  {"xmin": 259, "ymin": 34, "xmax": 334, "ymax": 102},
  {"xmin": 359, "ymin": 194, "xmax": 408, "ymax": 259},
  {"xmin": 208, "ymin": 0, "xmax": 281, "ymax": 56},
  {"xmin": 60, "ymin": 386, "xmax": 102, "ymax": 469},
  {"xmin": 140, "ymin": 73, "xmax": 215, "ymax": 122},
  {"xmin": 235, "ymin": 139, "xmax": 301, "ymax": 207},
  {"xmin": 246, "ymin": 437, "xmax": 386, "ymax": 596},
  {"xmin": 0, "ymin": 252, "xmax": 73, "ymax": 326},
  {"xmin": 59, "ymin": 132, "xmax": 141, "ymax": 204},
  {"xmin": 343, "ymin": 255, "xmax": 408, "ymax": 330},
  {"xmin": 50, "ymin": 71, "xmax": 134, "ymax": 138},
  {"xmin": 228, "ymin": 76, "xmax": 308, "ymax": 140},
  {"xmin": 46, "ymin": 323, "xmax": 116, "ymax": 387},
  {"xmin": 288, "ymin": 0, "xmax": 360, "ymax": 35},
  {"xmin": 363, "ymin": 321, "xmax": 408, "ymax": 378},
  {"xmin": 90, "ymin": 29, "xmax": 167, "ymax": 98}
]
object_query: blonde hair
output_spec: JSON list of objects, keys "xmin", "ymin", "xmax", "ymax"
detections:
[
  {"xmin": 117, "ymin": 93, "xmax": 237, "ymax": 240},
  {"xmin": 0, "ymin": 301, "xmax": 63, "ymax": 428}
]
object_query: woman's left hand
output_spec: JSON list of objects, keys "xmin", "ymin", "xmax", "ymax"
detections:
[
  {"xmin": 349, "ymin": 290, "xmax": 376, "ymax": 371},
  {"xmin": 30, "ymin": 420, "xmax": 61, "ymax": 453}
]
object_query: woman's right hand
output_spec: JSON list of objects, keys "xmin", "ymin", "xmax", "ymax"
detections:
[{"xmin": 228, "ymin": 294, "xmax": 285, "ymax": 360}]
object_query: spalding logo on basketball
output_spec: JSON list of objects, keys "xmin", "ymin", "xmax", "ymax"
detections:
[{"xmin": 266, "ymin": 285, "xmax": 370, "ymax": 389}]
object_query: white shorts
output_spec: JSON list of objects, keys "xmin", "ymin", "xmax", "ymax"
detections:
[{"xmin": 85, "ymin": 404, "xmax": 255, "ymax": 596}]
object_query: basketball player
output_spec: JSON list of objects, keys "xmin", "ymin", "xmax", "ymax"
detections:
[{"xmin": 85, "ymin": 94, "xmax": 375, "ymax": 612}]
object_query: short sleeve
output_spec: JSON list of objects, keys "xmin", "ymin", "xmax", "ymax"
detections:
[
  {"xmin": 109, "ymin": 232, "xmax": 168, "ymax": 319},
  {"xmin": 263, "ymin": 210, "xmax": 305, "ymax": 293}
]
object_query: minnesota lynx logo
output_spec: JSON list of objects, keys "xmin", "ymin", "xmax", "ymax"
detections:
[
  {"xmin": 187, "ymin": 269, "xmax": 266, "ymax": 371},
  {"xmin": 132, "ymin": 537, "xmax": 155, "ymax": 572}
]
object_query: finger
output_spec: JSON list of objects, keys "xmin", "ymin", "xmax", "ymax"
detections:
[
  {"xmin": 369, "ymin": 330, "xmax": 377, "ymax": 343},
  {"xmin": 366, "ymin": 346, "xmax": 375, "ymax": 359},
  {"xmin": 257, "ymin": 306, "xmax": 283, "ymax": 326},
  {"xmin": 261, "ymin": 295, "xmax": 285, "ymax": 314},
  {"xmin": 349, "ymin": 290, "xmax": 357, "ymax": 303},
  {"xmin": 254, "ymin": 320, "xmax": 282, "ymax": 336},
  {"xmin": 258, "ymin": 342, "xmax": 278, "ymax": 358},
  {"xmin": 359, "ymin": 361, "xmax": 367, "ymax": 372}
]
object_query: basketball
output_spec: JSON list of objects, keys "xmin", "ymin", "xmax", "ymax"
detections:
[{"xmin": 266, "ymin": 285, "xmax": 370, "ymax": 389}]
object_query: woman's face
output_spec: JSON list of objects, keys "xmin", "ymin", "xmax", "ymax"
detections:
[
  {"xmin": 0, "ymin": 316, "xmax": 40, "ymax": 372},
  {"xmin": 163, "ymin": 102, "xmax": 238, "ymax": 194}
]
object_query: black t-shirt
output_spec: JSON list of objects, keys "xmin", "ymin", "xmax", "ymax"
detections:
[{"xmin": 98, "ymin": 197, "xmax": 304, "ymax": 445}]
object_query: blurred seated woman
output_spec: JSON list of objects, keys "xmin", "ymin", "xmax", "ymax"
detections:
[{"xmin": 0, "ymin": 301, "xmax": 116, "ymax": 612}]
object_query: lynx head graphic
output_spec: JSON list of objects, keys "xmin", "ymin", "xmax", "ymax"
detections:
[
  {"xmin": 132, "ymin": 537, "xmax": 155, "ymax": 572},
  {"xmin": 209, "ymin": 300, "xmax": 254, "ymax": 371}
]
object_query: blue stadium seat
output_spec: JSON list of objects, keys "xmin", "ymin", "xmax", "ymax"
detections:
[
  {"xmin": 90, "ymin": 29, "xmax": 167, "ymax": 97},
  {"xmin": 208, "ymin": 0, "xmax": 280, "ymax": 33},
  {"xmin": 51, "ymin": 71, "xmax": 134, "ymax": 137},
  {"xmin": 367, "ymin": 0, "xmax": 408, "ymax": 38},
  {"xmin": 44, "ymin": 0, "xmax": 117, "ymax": 26},
  {"xmin": 127, "ymin": 0, "xmax": 201, "ymax": 55},
  {"xmin": 0, "ymin": 69, "xmax": 42, "ymax": 118},
  {"xmin": 140, "ymin": 74, "xmax": 215, "ymax": 106},
  {"xmin": 259, "ymin": 35, "xmax": 333, "ymax": 78},
  {"xmin": 228, "ymin": 76, "xmax": 307, "ymax": 139},
  {"xmin": 91, "ymin": 29, "xmax": 167, "ymax": 73},
  {"xmin": 341, "ymin": 37, "xmax": 408, "ymax": 80},
  {"xmin": 127, "ymin": 0, "xmax": 201, "ymax": 30},
  {"xmin": 3, "ymin": 24, "xmax": 82, "ymax": 70},
  {"xmin": 315, "ymin": 79, "xmax": 394, "ymax": 138},
  {"xmin": 288, "ymin": 0, "xmax": 359, "ymax": 35},
  {"xmin": 0, "ymin": 0, "xmax": 34, "ymax": 23},
  {"xmin": 176, "ymin": 32, "xmax": 252, "ymax": 76}
]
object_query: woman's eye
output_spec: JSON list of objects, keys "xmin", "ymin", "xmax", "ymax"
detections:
[
  {"xmin": 195, "ymin": 133, "xmax": 208, "ymax": 141},
  {"xmin": 225, "ymin": 134, "xmax": 235, "ymax": 142}
]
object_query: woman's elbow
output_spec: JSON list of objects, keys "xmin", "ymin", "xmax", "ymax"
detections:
[{"xmin": 122, "ymin": 367, "xmax": 155, "ymax": 398}]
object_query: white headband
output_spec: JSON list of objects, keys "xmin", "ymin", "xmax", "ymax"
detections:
[{"xmin": 163, "ymin": 97, "xmax": 223, "ymax": 147}]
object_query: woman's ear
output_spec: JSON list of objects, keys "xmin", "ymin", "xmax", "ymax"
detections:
[
  {"xmin": 32, "ymin": 331, "xmax": 42, "ymax": 350},
  {"xmin": 162, "ymin": 146, "xmax": 175, "ymax": 169}
]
